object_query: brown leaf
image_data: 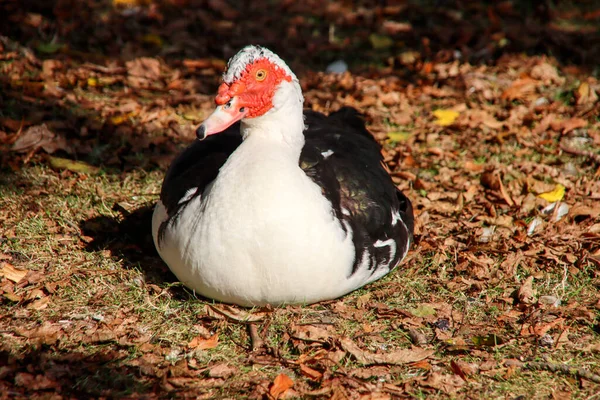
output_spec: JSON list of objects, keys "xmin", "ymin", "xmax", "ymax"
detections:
[
  {"xmin": 188, "ymin": 334, "xmax": 219, "ymax": 350},
  {"xmin": 208, "ymin": 363, "xmax": 237, "ymax": 378},
  {"xmin": 450, "ymin": 360, "xmax": 468, "ymax": 382},
  {"xmin": 0, "ymin": 262, "xmax": 28, "ymax": 283},
  {"xmin": 575, "ymin": 82, "xmax": 598, "ymax": 105},
  {"xmin": 340, "ymin": 337, "xmax": 434, "ymax": 365},
  {"xmin": 269, "ymin": 373, "xmax": 294, "ymax": 399},
  {"xmin": 299, "ymin": 364, "xmax": 323, "ymax": 380},
  {"xmin": 480, "ymin": 171, "xmax": 500, "ymax": 190},
  {"xmin": 14, "ymin": 373, "xmax": 58, "ymax": 390},
  {"xmin": 126, "ymin": 57, "xmax": 161, "ymax": 80},
  {"xmin": 559, "ymin": 117, "xmax": 588, "ymax": 134},
  {"xmin": 290, "ymin": 324, "xmax": 335, "ymax": 343},
  {"xmin": 206, "ymin": 304, "xmax": 266, "ymax": 322},
  {"xmin": 28, "ymin": 296, "xmax": 50, "ymax": 310},
  {"xmin": 421, "ymin": 372, "xmax": 465, "ymax": 394},
  {"xmin": 14, "ymin": 321, "xmax": 62, "ymax": 344},
  {"xmin": 11, "ymin": 124, "xmax": 71, "ymax": 155},
  {"xmin": 517, "ymin": 276, "xmax": 536, "ymax": 305},
  {"xmin": 464, "ymin": 161, "xmax": 485, "ymax": 173},
  {"xmin": 501, "ymin": 78, "xmax": 537, "ymax": 101},
  {"xmin": 530, "ymin": 62, "xmax": 564, "ymax": 85}
]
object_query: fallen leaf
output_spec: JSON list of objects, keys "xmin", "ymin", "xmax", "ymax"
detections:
[
  {"xmin": 188, "ymin": 334, "xmax": 218, "ymax": 350},
  {"xmin": 299, "ymin": 364, "xmax": 323, "ymax": 380},
  {"xmin": 11, "ymin": 124, "xmax": 71, "ymax": 155},
  {"xmin": 386, "ymin": 131, "xmax": 411, "ymax": 142},
  {"xmin": 290, "ymin": 324, "xmax": 334, "ymax": 343},
  {"xmin": 410, "ymin": 304, "xmax": 436, "ymax": 317},
  {"xmin": 537, "ymin": 184, "xmax": 565, "ymax": 202},
  {"xmin": 517, "ymin": 276, "xmax": 536, "ymax": 305},
  {"xmin": 14, "ymin": 373, "xmax": 58, "ymax": 390},
  {"xmin": 560, "ymin": 117, "xmax": 587, "ymax": 134},
  {"xmin": 269, "ymin": 373, "xmax": 294, "ymax": 399},
  {"xmin": 432, "ymin": 109, "xmax": 459, "ymax": 126},
  {"xmin": 208, "ymin": 363, "xmax": 237, "ymax": 378},
  {"xmin": 408, "ymin": 329, "xmax": 428, "ymax": 345},
  {"xmin": 450, "ymin": 360, "xmax": 468, "ymax": 381},
  {"xmin": 206, "ymin": 304, "xmax": 266, "ymax": 322},
  {"xmin": 464, "ymin": 161, "xmax": 485, "ymax": 173},
  {"xmin": 539, "ymin": 295, "xmax": 561, "ymax": 307},
  {"xmin": 28, "ymin": 296, "xmax": 50, "ymax": 310},
  {"xmin": 501, "ymin": 78, "xmax": 537, "ymax": 101},
  {"xmin": 527, "ymin": 217, "xmax": 543, "ymax": 236},
  {"xmin": 421, "ymin": 372, "xmax": 465, "ymax": 394},
  {"xmin": 340, "ymin": 337, "xmax": 434, "ymax": 365},
  {"xmin": 142, "ymin": 34, "xmax": 163, "ymax": 47},
  {"xmin": 575, "ymin": 81, "xmax": 599, "ymax": 105},
  {"xmin": 47, "ymin": 156, "xmax": 100, "ymax": 174},
  {"xmin": 369, "ymin": 33, "xmax": 394, "ymax": 49},
  {"xmin": 110, "ymin": 111, "xmax": 137, "ymax": 125},
  {"xmin": 471, "ymin": 334, "xmax": 505, "ymax": 346},
  {"xmin": 0, "ymin": 262, "xmax": 28, "ymax": 283},
  {"xmin": 555, "ymin": 203, "xmax": 569, "ymax": 221}
]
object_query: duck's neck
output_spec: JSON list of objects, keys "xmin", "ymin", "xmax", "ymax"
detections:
[{"xmin": 240, "ymin": 80, "xmax": 305, "ymax": 160}]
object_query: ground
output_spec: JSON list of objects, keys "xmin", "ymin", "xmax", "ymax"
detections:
[{"xmin": 1, "ymin": 0, "xmax": 599, "ymax": 399}]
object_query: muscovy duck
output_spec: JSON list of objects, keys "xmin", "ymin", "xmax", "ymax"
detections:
[{"xmin": 152, "ymin": 45, "xmax": 414, "ymax": 306}]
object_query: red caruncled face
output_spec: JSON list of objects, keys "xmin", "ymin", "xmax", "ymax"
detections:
[{"xmin": 215, "ymin": 58, "xmax": 292, "ymax": 119}]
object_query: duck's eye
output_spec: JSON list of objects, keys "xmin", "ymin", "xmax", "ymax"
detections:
[{"xmin": 256, "ymin": 69, "xmax": 267, "ymax": 81}]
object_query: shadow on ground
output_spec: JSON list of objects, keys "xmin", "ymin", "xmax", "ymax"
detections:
[
  {"xmin": 80, "ymin": 204, "xmax": 180, "ymax": 286},
  {"xmin": 0, "ymin": 348, "xmax": 155, "ymax": 397}
]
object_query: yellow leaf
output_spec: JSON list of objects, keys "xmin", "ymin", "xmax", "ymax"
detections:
[
  {"xmin": 113, "ymin": 0, "xmax": 146, "ymax": 5},
  {"xmin": 387, "ymin": 131, "xmax": 411, "ymax": 142},
  {"xmin": 369, "ymin": 33, "xmax": 394, "ymax": 50},
  {"xmin": 432, "ymin": 109, "xmax": 459, "ymax": 126},
  {"xmin": 87, "ymin": 77, "xmax": 98, "ymax": 87},
  {"xmin": 47, "ymin": 156, "xmax": 100, "ymax": 174},
  {"xmin": 142, "ymin": 34, "xmax": 163, "ymax": 47},
  {"xmin": 537, "ymin": 184, "xmax": 565, "ymax": 202},
  {"xmin": 110, "ymin": 111, "xmax": 137, "ymax": 125}
]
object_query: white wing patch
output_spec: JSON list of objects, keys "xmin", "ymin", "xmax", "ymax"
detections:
[
  {"xmin": 178, "ymin": 187, "xmax": 198, "ymax": 205},
  {"xmin": 373, "ymin": 238, "xmax": 397, "ymax": 270},
  {"xmin": 391, "ymin": 209, "xmax": 402, "ymax": 226},
  {"xmin": 341, "ymin": 208, "xmax": 350, "ymax": 216},
  {"xmin": 321, "ymin": 149, "xmax": 334, "ymax": 159}
]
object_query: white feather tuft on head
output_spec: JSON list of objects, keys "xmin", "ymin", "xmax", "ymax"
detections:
[{"xmin": 223, "ymin": 45, "xmax": 297, "ymax": 84}]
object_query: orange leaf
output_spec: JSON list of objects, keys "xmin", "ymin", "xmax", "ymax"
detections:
[
  {"xmin": 299, "ymin": 364, "xmax": 323, "ymax": 380},
  {"xmin": 188, "ymin": 334, "xmax": 218, "ymax": 350},
  {"xmin": 0, "ymin": 262, "xmax": 28, "ymax": 283},
  {"xmin": 269, "ymin": 373, "xmax": 294, "ymax": 399}
]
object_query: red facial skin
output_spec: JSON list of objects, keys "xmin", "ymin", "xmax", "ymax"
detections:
[{"xmin": 215, "ymin": 58, "xmax": 292, "ymax": 118}]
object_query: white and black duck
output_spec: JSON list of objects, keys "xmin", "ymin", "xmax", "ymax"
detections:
[{"xmin": 152, "ymin": 45, "xmax": 414, "ymax": 306}]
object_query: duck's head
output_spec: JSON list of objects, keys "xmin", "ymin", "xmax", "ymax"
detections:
[{"xmin": 196, "ymin": 45, "xmax": 303, "ymax": 140}]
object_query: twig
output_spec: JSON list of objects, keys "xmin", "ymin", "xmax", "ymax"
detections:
[
  {"xmin": 560, "ymin": 143, "xmax": 600, "ymax": 164},
  {"xmin": 248, "ymin": 323, "xmax": 264, "ymax": 351},
  {"xmin": 506, "ymin": 359, "xmax": 600, "ymax": 384}
]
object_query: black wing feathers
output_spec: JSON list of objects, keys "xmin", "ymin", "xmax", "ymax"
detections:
[
  {"xmin": 158, "ymin": 126, "xmax": 242, "ymax": 241},
  {"xmin": 301, "ymin": 107, "xmax": 414, "ymax": 275}
]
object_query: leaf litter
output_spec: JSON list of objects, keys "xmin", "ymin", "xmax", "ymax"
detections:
[{"xmin": 1, "ymin": 0, "xmax": 600, "ymax": 398}]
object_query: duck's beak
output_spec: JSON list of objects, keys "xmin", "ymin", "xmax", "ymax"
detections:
[{"xmin": 196, "ymin": 97, "xmax": 247, "ymax": 140}]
